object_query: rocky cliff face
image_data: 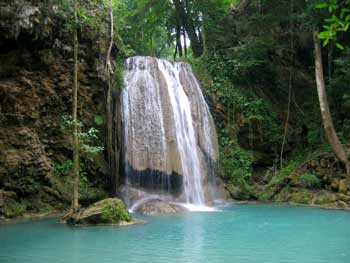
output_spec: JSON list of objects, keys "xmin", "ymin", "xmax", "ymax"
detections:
[{"xmin": 0, "ymin": 0, "xmax": 110, "ymax": 218}]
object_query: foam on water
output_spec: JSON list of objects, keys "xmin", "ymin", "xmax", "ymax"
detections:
[{"xmin": 177, "ymin": 203, "xmax": 218, "ymax": 212}]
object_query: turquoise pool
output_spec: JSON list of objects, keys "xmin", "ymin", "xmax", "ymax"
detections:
[{"xmin": 0, "ymin": 204, "xmax": 349, "ymax": 263}]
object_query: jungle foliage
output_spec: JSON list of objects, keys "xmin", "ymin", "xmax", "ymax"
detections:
[{"xmin": 52, "ymin": 0, "xmax": 350, "ymax": 198}]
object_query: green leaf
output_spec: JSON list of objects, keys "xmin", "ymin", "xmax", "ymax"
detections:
[
  {"xmin": 336, "ymin": 43, "xmax": 345, "ymax": 49},
  {"xmin": 323, "ymin": 38, "xmax": 330, "ymax": 46},
  {"xmin": 316, "ymin": 2, "xmax": 328, "ymax": 9},
  {"xmin": 318, "ymin": 31, "xmax": 329, "ymax": 39}
]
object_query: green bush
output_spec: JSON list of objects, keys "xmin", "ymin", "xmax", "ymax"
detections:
[
  {"xmin": 101, "ymin": 202, "xmax": 131, "ymax": 224},
  {"xmin": 220, "ymin": 139, "xmax": 253, "ymax": 184},
  {"xmin": 270, "ymin": 161, "xmax": 299, "ymax": 185},
  {"xmin": 54, "ymin": 160, "xmax": 73, "ymax": 176},
  {"xmin": 290, "ymin": 190, "xmax": 313, "ymax": 204},
  {"xmin": 4, "ymin": 201, "xmax": 27, "ymax": 218},
  {"xmin": 300, "ymin": 173, "xmax": 321, "ymax": 188}
]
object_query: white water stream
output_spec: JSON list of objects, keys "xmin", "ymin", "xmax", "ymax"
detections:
[{"xmin": 121, "ymin": 56, "xmax": 219, "ymax": 210}]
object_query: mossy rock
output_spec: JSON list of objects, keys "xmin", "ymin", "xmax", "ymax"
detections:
[
  {"xmin": 0, "ymin": 191, "xmax": 25, "ymax": 218},
  {"xmin": 2, "ymin": 200, "xmax": 27, "ymax": 218},
  {"xmin": 274, "ymin": 187, "xmax": 293, "ymax": 202},
  {"xmin": 289, "ymin": 189, "xmax": 313, "ymax": 204},
  {"xmin": 226, "ymin": 182, "xmax": 254, "ymax": 200},
  {"xmin": 257, "ymin": 188, "xmax": 275, "ymax": 201},
  {"xmin": 337, "ymin": 193, "xmax": 350, "ymax": 203},
  {"xmin": 67, "ymin": 198, "xmax": 131, "ymax": 225},
  {"xmin": 338, "ymin": 179, "xmax": 349, "ymax": 194},
  {"xmin": 313, "ymin": 191, "xmax": 337, "ymax": 206},
  {"xmin": 255, "ymin": 184, "xmax": 278, "ymax": 201}
]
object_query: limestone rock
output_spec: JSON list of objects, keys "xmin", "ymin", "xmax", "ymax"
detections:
[
  {"xmin": 68, "ymin": 198, "xmax": 131, "ymax": 225},
  {"xmin": 289, "ymin": 189, "xmax": 313, "ymax": 204},
  {"xmin": 337, "ymin": 200, "xmax": 348, "ymax": 209},
  {"xmin": 330, "ymin": 179, "xmax": 340, "ymax": 191},
  {"xmin": 121, "ymin": 56, "xmax": 219, "ymax": 203},
  {"xmin": 135, "ymin": 199, "xmax": 185, "ymax": 216},
  {"xmin": 0, "ymin": 0, "xmax": 113, "ymax": 218},
  {"xmin": 312, "ymin": 190, "xmax": 337, "ymax": 206},
  {"xmin": 337, "ymin": 193, "xmax": 350, "ymax": 203},
  {"xmin": 338, "ymin": 179, "xmax": 349, "ymax": 194}
]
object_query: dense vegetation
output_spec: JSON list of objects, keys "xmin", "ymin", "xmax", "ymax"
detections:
[
  {"xmin": 111, "ymin": 0, "xmax": 350, "ymax": 206},
  {"xmin": 1, "ymin": 0, "xmax": 350, "ymax": 219}
]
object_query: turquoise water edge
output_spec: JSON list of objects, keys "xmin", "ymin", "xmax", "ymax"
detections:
[{"xmin": 0, "ymin": 204, "xmax": 349, "ymax": 263}]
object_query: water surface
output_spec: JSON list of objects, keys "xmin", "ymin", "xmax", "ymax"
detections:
[{"xmin": 0, "ymin": 204, "xmax": 349, "ymax": 263}]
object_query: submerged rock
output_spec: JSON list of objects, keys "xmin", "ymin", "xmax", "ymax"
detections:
[
  {"xmin": 135, "ymin": 199, "xmax": 185, "ymax": 216},
  {"xmin": 66, "ymin": 198, "xmax": 132, "ymax": 226}
]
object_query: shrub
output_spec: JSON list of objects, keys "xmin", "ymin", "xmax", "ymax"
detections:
[
  {"xmin": 101, "ymin": 202, "xmax": 131, "ymax": 224},
  {"xmin": 290, "ymin": 190, "xmax": 313, "ymax": 204},
  {"xmin": 4, "ymin": 201, "xmax": 26, "ymax": 218},
  {"xmin": 271, "ymin": 161, "xmax": 299, "ymax": 185},
  {"xmin": 220, "ymin": 139, "xmax": 253, "ymax": 183},
  {"xmin": 300, "ymin": 173, "xmax": 321, "ymax": 188}
]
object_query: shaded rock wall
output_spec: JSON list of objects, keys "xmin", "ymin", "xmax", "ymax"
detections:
[{"xmin": 0, "ymin": 0, "xmax": 110, "ymax": 217}]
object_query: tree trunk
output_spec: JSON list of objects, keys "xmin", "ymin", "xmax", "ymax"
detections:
[
  {"xmin": 313, "ymin": 29, "xmax": 349, "ymax": 177},
  {"xmin": 173, "ymin": 42, "xmax": 178, "ymax": 61},
  {"xmin": 176, "ymin": 21, "xmax": 183, "ymax": 58},
  {"xmin": 183, "ymin": 27, "xmax": 187, "ymax": 57},
  {"xmin": 114, "ymin": 90, "xmax": 122, "ymax": 194},
  {"xmin": 173, "ymin": 0, "xmax": 203, "ymax": 57},
  {"xmin": 280, "ymin": 0, "xmax": 294, "ymax": 168},
  {"xmin": 71, "ymin": 0, "xmax": 79, "ymax": 213},
  {"xmin": 106, "ymin": 83, "xmax": 114, "ymax": 190},
  {"xmin": 106, "ymin": 0, "xmax": 116, "ymax": 193}
]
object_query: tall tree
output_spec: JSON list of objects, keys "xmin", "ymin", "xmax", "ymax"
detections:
[
  {"xmin": 173, "ymin": 0, "xmax": 203, "ymax": 57},
  {"xmin": 71, "ymin": 0, "xmax": 80, "ymax": 213},
  {"xmin": 174, "ymin": 13, "xmax": 183, "ymax": 60},
  {"xmin": 280, "ymin": 0, "xmax": 294, "ymax": 168},
  {"xmin": 313, "ymin": 28, "xmax": 349, "ymax": 177},
  {"xmin": 105, "ymin": 0, "xmax": 116, "ymax": 193}
]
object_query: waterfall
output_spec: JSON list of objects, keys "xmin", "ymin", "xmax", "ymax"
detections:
[{"xmin": 121, "ymin": 56, "xmax": 219, "ymax": 208}]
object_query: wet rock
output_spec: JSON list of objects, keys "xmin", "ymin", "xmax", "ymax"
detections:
[
  {"xmin": 0, "ymin": 0, "xmax": 54, "ymax": 41},
  {"xmin": 228, "ymin": 183, "xmax": 255, "ymax": 200},
  {"xmin": 0, "ymin": 190, "xmax": 26, "ymax": 218},
  {"xmin": 274, "ymin": 187, "xmax": 293, "ymax": 202},
  {"xmin": 289, "ymin": 189, "xmax": 313, "ymax": 204},
  {"xmin": 337, "ymin": 200, "xmax": 348, "ymax": 209},
  {"xmin": 135, "ymin": 199, "xmax": 185, "ymax": 216},
  {"xmin": 337, "ymin": 193, "xmax": 350, "ymax": 203},
  {"xmin": 338, "ymin": 179, "xmax": 349, "ymax": 194},
  {"xmin": 122, "ymin": 57, "xmax": 219, "ymax": 198},
  {"xmin": 313, "ymin": 190, "xmax": 337, "ymax": 206},
  {"xmin": 67, "ymin": 198, "xmax": 131, "ymax": 225},
  {"xmin": 330, "ymin": 179, "xmax": 339, "ymax": 191}
]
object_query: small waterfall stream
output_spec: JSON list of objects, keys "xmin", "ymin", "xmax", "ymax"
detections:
[{"xmin": 121, "ymin": 56, "xmax": 219, "ymax": 210}]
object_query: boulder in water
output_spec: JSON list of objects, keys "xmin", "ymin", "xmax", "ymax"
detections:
[
  {"xmin": 135, "ymin": 199, "xmax": 185, "ymax": 216},
  {"xmin": 66, "ymin": 198, "xmax": 134, "ymax": 226}
]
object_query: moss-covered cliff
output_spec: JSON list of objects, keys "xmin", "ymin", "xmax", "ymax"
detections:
[{"xmin": 0, "ymin": 0, "xmax": 113, "ymax": 218}]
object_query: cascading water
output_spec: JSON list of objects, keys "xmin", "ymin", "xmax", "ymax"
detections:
[{"xmin": 121, "ymin": 56, "xmax": 219, "ymax": 210}]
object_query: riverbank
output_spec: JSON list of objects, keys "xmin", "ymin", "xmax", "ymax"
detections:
[
  {"xmin": 229, "ymin": 199, "xmax": 350, "ymax": 211},
  {"xmin": 2, "ymin": 199, "xmax": 350, "ymax": 225},
  {"xmin": 0, "ymin": 211, "xmax": 64, "ymax": 224}
]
